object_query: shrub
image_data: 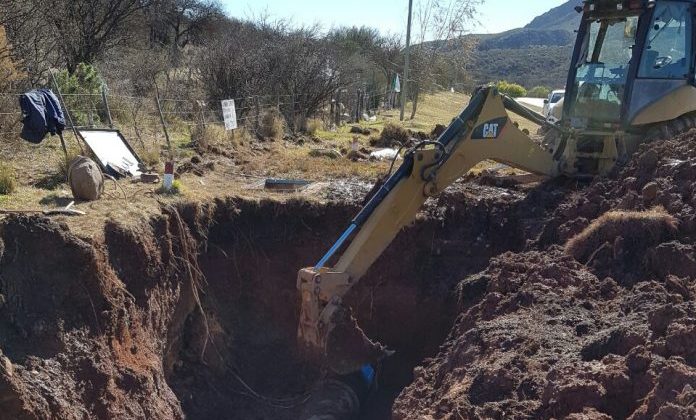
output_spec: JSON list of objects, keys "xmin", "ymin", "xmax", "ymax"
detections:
[
  {"xmin": 495, "ymin": 80, "xmax": 528, "ymax": 98},
  {"xmin": 259, "ymin": 111, "xmax": 285, "ymax": 140},
  {"xmin": 171, "ymin": 179, "xmax": 183, "ymax": 194},
  {"xmin": 139, "ymin": 148, "xmax": 161, "ymax": 168},
  {"xmin": 528, "ymin": 86, "xmax": 551, "ymax": 98},
  {"xmin": 55, "ymin": 63, "xmax": 105, "ymax": 126},
  {"xmin": 0, "ymin": 162, "xmax": 17, "ymax": 195},
  {"xmin": 192, "ymin": 124, "xmax": 236, "ymax": 149},
  {"xmin": 306, "ymin": 118, "xmax": 323, "ymax": 135},
  {"xmin": 371, "ymin": 122, "xmax": 410, "ymax": 148}
]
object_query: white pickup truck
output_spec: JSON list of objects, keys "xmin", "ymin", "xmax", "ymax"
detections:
[{"xmin": 543, "ymin": 89, "xmax": 565, "ymax": 122}]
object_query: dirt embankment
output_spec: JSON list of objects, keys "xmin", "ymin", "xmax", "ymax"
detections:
[
  {"xmin": 0, "ymin": 211, "xmax": 192, "ymax": 419},
  {"xmin": 0, "ymin": 178, "xmax": 541, "ymax": 419},
  {"xmin": 394, "ymin": 133, "xmax": 696, "ymax": 419}
]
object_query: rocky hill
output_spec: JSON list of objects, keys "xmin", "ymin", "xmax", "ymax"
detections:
[{"xmin": 465, "ymin": 0, "xmax": 582, "ymax": 89}]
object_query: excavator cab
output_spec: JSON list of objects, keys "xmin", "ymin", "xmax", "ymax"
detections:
[{"xmin": 565, "ymin": 0, "xmax": 696, "ymax": 132}]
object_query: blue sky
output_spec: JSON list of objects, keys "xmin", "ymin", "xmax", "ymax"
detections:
[{"xmin": 221, "ymin": 0, "xmax": 568, "ymax": 36}]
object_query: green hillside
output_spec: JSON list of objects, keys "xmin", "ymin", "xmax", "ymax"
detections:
[
  {"xmin": 526, "ymin": 0, "xmax": 583, "ymax": 31},
  {"xmin": 464, "ymin": 0, "xmax": 582, "ymax": 89}
]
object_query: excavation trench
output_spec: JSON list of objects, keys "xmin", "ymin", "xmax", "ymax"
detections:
[
  {"xmin": 167, "ymin": 184, "xmax": 546, "ymax": 419},
  {"xmin": 0, "ymin": 182, "xmax": 554, "ymax": 419},
  {"xmin": 3, "ymin": 134, "xmax": 696, "ymax": 419}
]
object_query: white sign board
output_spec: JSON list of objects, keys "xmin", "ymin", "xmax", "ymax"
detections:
[
  {"xmin": 78, "ymin": 129, "xmax": 141, "ymax": 177},
  {"xmin": 221, "ymin": 99, "xmax": 237, "ymax": 130}
]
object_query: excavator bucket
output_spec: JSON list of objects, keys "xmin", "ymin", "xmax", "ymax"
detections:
[
  {"xmin": 297, "ymin": 268, "xmax": 393, "ymax": 374},
  {"xmin": 324, "ymin": 304, "xmax": 392, "ymax": 375}
]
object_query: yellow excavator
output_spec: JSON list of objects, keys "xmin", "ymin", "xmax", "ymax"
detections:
[{"xmin": 298, "ymin": 0, "xmax": 696, "ymax": 415}]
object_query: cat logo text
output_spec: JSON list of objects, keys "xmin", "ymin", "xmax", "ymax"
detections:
[
  {"xmin": 483, "ymin": 123, "xmax": 499, "ymax": 138},
  {"xmin": 471, "ymin": 117, "xmax": 508, "ymax": 140}
]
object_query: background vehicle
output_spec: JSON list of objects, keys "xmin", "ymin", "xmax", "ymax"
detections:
[{"xmin": 543, "ymin": 89, "xmax": 565, "ymax": 121}]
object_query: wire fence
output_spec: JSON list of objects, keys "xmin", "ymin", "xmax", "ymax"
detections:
[
  {"xmin": 0, "ymin": 87, "xmax": 409, "ymax": 172},
  {"xmin": 0, "ymin": 86, "xmax": 401, "ymax": 145}
]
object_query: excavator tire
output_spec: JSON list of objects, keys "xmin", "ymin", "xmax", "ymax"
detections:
[{"xmin": 644, "ymin": 113, "xmax": 696, "ymax": 142}]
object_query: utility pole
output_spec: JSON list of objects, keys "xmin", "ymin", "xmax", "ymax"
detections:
[{"xmin": 400, "ymin": 0, "xmax": 414, "ymax": 121}]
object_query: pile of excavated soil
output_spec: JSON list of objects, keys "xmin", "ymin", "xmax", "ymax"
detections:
[{"xmin": 394, "ymin": 132, "xmax": 696, "ymax": 419}]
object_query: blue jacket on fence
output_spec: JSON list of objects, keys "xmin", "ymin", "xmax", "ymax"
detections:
[{"xmin": 19, "ymin": 89, "xmax": 66, "ymax": 144}]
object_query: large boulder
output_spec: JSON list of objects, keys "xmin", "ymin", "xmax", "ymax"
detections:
[{"xmin": 68, "ymin": 156, "xmax": 104, "ymax": 201}]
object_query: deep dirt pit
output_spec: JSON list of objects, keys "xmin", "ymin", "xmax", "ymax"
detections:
[
  {"xmin": 0, "ymin": 181, "xmax": 546, "ymax": 419},
  {"xmin": 7, "ymin": 126, "xmax": 696, "ymax": 420}
]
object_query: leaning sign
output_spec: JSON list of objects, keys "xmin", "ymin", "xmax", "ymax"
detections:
[{"xmin": 221, "ymin": 99, "xmax": 237, "ymax": 130}]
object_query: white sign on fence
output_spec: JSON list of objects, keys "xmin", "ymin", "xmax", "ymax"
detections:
[{"xmin": 221, "ymin": 99, "xmax": 237, "ymax": 130}]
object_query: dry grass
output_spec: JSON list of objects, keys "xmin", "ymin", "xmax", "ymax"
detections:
[
  {"xmin": 58, "ymin": 151, "xmax": 81, "ymax": 179},
  {"xmin": 383, "ymin": 91, "xmax": 470, "ymax": 131},
  {"xmin": 191, "ymin": 124, "xmax": 235, "ymax": 151},
  {"xmin": 0, "ymin": 90, "xmax": 534, "ymax": 239},
  {"xmin": 565, "ymin": 207, "xmax": 678, "ymax": 263},
  {"xmin": 241, "ymin": 142, "xmax": 390, "ymax": 180},
  {"xmin": 259, "ymin": 111, "xmax": 285, "ymax": 140},
  {"xmin": 139, "ymin": 147, "xmax": 161, "ymax": 168},
  {"xmin": 306, "ymin": 118, "xmax": 323, "ymax": 136},
  {"xmin": 0, "ymin": 162, "xmax": 17, "ymax": 195},
  {"xmin": 371, "ymin": 122, "xmax": 411, "ymax": 148}
]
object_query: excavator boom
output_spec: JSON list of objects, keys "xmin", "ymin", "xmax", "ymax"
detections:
[{"xmin": 297, "ymin": 86, "xmax": 572, "ymax": 373}]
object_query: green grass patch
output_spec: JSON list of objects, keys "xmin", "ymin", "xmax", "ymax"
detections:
[{"xmin": 0, "ymin": 162, "xmax": 17, "ymax": 195}]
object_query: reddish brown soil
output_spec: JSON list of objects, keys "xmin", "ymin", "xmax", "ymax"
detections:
[
  {"xmin": 0, "ymin": 214, "xmax": 189, "ymax": 419},
  {"xmin": 3, "ymin": 132, "xmax": 696, "ymax": 419},
  {"xmin": 393, "ymin": 132, "xmax": 696, "ymax": 419},
  {"xmin": 0, "ymin": 181, "xmax": 537, "ymax": 419}
]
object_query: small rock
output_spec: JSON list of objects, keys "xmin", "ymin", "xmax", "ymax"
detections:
[
  {"xmin": 0, "ymin": 355, "xmax": 13, "ymax": 377},
  {"xmin": 638, "ymin": 149, "xmax": 659, "ymax": 171},
  {"xmin": 642, "ymin": 182, "xmax": 659, "ymax": 201},
  {"xmin": 349, "ymin": 126, "xmax": 370, "ymax": 136},
  {"xmin": 626, "ymin": 346, "xmax": 651, "ymax": 373}
]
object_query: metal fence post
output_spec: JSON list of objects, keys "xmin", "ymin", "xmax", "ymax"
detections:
[
  {"xmin": 291, "ymin": 92, "xmax": 296, "ymax": 132},
  {"xmin": 101, "ymin": 84, "xmax": 113, "ymax": 128},
  {"xmin": 335, "ymin": 90, "xmax": 341, "ymax": 127}
]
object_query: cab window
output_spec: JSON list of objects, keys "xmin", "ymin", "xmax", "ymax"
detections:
[{"xmin": 639, "ymin": 2, "xmax": 692, "ymax": 79}]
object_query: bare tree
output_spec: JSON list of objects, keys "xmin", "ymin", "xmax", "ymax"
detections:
[
  {"xmin": 273, "ymin": 27, "xmax": 344, "ymax": 129},
  {"xmin": 198, "ymin": 18, "xmax": 346, "ymax": 132},
  {"xmin": 0, "ymin": 2, "xmax": 60, "ymax": 83},
  {"xmin": 146, "ymin": 0, "xmax": 223, "ymax": 64},
  {"xmin": 408, "ymin": 0, "xmax": 483, "ymax": 118},
  {"xmin": 327, "ymin": 26, "xmax": 403, "ymax": 98},
  {"xmin": 0, "ymin": 0, "xmax": 151, "ymax": 74}
]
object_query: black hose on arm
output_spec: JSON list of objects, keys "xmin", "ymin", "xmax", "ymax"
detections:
[{"xmin": 501, "ymin": 94, "xmax": 569, "ymax": 135}]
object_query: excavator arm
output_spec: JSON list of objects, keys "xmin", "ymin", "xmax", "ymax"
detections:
[{"xmin": 297, "ymin": 86, "xmax": 565, "ymax": 374}]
